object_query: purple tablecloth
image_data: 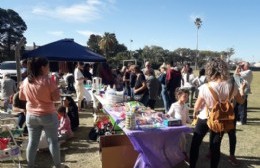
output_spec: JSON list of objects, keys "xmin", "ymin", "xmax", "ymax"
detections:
[
  {"xmin": 124, "ymin": 126, "xmax": 192, "ymax": 168},
  {"xmin": 103, "ymin": 104, "xmax": 192, "ymax": 168}
]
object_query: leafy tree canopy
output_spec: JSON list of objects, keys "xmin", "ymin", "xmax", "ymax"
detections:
[{"xmin": 0, "ymin": 8, "xmax": 27, "ymax": 60}]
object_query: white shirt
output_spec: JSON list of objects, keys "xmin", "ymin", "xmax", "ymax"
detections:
[
  {"xmin": 197, "ymin": 81, "xmax": 238, "ymax": 119},
  {"xmin": 182, "ymin": 73, "xmax": 195, "ymax": 88},
  {"xmin": 240, "ymin": 69, "xmax": 253, "ymax": 93},
  {"xmin": 240, "ymin": 69, "xmax": 253, "ymax": 85},
  {"xmin": 74, "ymin": 68, "xmax": 84, "ymax": 84},
  {"xmin": 192, "ymin": 75, "xmax": 206, "ymax": 87},
  {"xmin": 167, "ymin": 101, "xmax": 191, "ymax": 125}
]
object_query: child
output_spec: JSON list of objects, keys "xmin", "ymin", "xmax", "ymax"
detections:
[
  {"xmin": 57, "ymin": 105, "xmax": 74, "ymax": 141},
  {"xmin": 167, "ymin": 88, "xmax": 191, "ymax": 162}
]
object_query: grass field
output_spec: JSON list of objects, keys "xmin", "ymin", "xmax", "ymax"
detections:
[
  {"xmin": 1, "ymin": 72, "xmax": 259, "ymax": 168},
  {"xmin": 184, "ymin": 71, "xmax": 260, "ymax": 168}
]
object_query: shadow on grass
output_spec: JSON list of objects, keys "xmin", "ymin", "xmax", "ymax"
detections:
[
  {"xmin": 247, "ymin": 107, "xmax": 260, "ymax": 112},
  {"xmin": 78, "ymin": 111, "xmax": 93, "ymax": 118},
  {"xmin": 236, "ymin": 156, "xmax": 260, "ymax": 167}
]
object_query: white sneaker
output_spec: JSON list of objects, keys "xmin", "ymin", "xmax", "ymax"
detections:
[
  {"xmin": 60, "ymin": 163, "xmax": 66, "ymax": 168},
  {"xmin": 52, "ymin": 163, "xmax": 66, "ymax": 168},
  {"xmin": 236, "ymin": 121, "xmax": 242, "ymax": 125}
]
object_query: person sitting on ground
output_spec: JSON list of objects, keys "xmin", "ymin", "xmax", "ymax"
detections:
[
  {"xmin": 57, "ymin": 105, "xmax": 73, "ymax": 141},
  {"xmin": 64, "ymin": 96, "xmax": 79, "ymax": 131},
  {"xmin": 12, "ymin": 91, "xmax": 28, "ymax": 135}
]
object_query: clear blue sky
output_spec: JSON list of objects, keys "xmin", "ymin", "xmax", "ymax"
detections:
[{"xmin": 1, "ymin": 0, "xmax": 260, "ymax": 62}]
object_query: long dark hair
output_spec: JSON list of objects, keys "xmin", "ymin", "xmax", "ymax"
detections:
[
  {"xmin": 65, "ymin": 96, "xmax": 77, "ymax": 107},
  {"xmin": 27, "ymin": 57, "xmax": 49, "ymax": 83}
]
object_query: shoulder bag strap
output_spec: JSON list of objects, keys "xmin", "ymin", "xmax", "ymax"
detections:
[
  {"xmin": 207, "ymin": 83, "xmax": 219, "ymax": 102},
  {"xmin": 206, "ymin": 83, "xmax": 219, "ymax": 118},
  {"xmin": 228, "ymin": 81, "xmax": 235, "ymax": 100}
]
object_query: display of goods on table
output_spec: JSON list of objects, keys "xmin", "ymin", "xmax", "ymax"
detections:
[
  {"xmin": 104, "ymin": 101, "xmax": 182, "ymax": 130},
  {"xmin": 105, "ymin": 88, "xmax": 124, "ymax": 104}
]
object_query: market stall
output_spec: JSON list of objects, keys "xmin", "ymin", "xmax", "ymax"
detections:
[{"xmin": 88, "ymin": 86, "xmax": 192, "ymax": 168}]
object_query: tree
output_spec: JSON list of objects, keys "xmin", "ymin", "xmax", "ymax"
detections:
[
  {"xmin": 98, "ymin": 32, "xmax": 116, "ymax": 58},
  {"xmin": 0, "ymin": 8, "xmax": 27, "ymax": 60},
  {"xmin": 87, "ymin": 34, "xmax": 102, "ymax": 54},
  {"xmin": 226, "ymin": 47, "xmax": 235, "ymax": 63},
  {"xmin": 194, "ymin": 17, "xmax": 202, "ymax": 69}
]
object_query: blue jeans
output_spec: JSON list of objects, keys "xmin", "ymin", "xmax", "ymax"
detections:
[
  {"xmin": 26, "ymin": 113, "xmax": 61, "ymax": 168},
  {"xmin": 237, "ymin": 96, "xmax": 248, "ymax": 124},
  {"xmin": 161, "ymin": 87, "xmax": 170, "ymax": 113}
]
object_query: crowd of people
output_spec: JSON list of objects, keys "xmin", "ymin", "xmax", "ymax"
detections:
[{"xmin": 0, "ymin": 56, "xmax": 253, "ymax": 168}]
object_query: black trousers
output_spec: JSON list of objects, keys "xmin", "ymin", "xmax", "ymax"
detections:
[
  {"xmin": 226, "ymin": 102, "xmax": 239, "ymax": 156},
  {"xmin": 190, "ymin": 118, "xmax": 224, "ymax": 168}
]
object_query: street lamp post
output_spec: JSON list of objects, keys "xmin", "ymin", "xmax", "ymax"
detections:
[
  {"xmin": 130, "ymin": 39, "xmax": 133, "ymax": 58},
  {"xmin": 194, "ymin": 18, "xmax": 202, "ymax": 70}
]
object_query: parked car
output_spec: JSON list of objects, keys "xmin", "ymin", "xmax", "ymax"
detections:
[{"xmin": 0, "ymin": 61, "xmax": 17, "ymax": 83}]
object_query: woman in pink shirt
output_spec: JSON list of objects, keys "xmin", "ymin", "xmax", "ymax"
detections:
[{"xmin": 19, "ymin": 57, "xmax": 62, "ymax": 168}]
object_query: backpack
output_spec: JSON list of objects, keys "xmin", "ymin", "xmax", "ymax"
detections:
[{"xmin": 206, "ymin": 83, "xmax": 235, "ymax": 133}]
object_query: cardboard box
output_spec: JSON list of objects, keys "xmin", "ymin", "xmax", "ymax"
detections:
[{"xmin": 100, "ymin": 134, "xmax": 138, "ymax": 168}]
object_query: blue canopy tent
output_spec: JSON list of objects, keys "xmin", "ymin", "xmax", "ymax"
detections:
[{"xmin": 22, "ymin": 38, "xmax": 106, "ymax": 62}]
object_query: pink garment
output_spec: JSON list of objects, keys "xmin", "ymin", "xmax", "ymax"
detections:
[
  {"xmin": 58, "ymin": 115, "xmax": 73, "ymax": 137},
  {"xmin": 19, "ymin": 76, "xmax": 60, "ymax": 116}
]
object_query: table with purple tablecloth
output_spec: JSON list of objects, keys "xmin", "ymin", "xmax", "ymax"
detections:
[
  {"xmin": 102, "ymin": 103, "xmax": 192, "ymax": 168},
  {"xmin": 123, "ymin": 127, "xmax": 192, "ymax": 168}
]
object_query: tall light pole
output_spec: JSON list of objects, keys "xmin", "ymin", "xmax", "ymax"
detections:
[
  {"xmin": 130, "ymin": 39, "xmax": 133, "ymax": 58},
  {"xmin": 194, "ymin": 18, "xmax": 202, "ymax": 70}
]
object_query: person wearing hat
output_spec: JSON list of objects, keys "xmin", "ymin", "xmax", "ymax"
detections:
[{"xmin": 0, "ymin": 73, "xmax": 17, "ymax": 112}]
